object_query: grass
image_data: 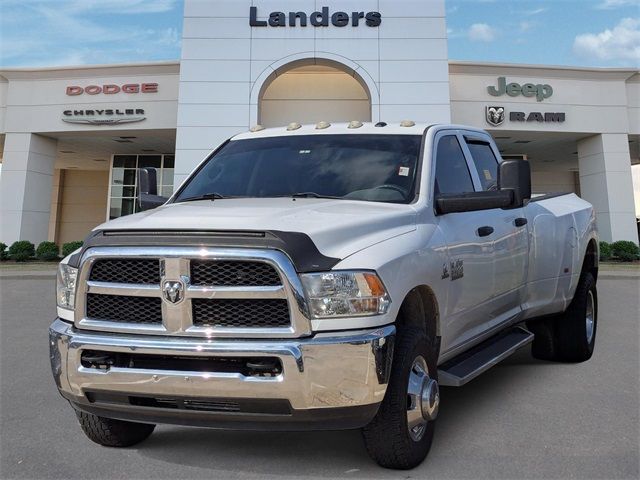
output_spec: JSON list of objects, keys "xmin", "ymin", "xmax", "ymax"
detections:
[
  {"xmin": 600, "ymin": 261, "xmax": 640, "ymax": 271},
  {"xmin": 0, "ymin": 260, "xmax": 637, "ymax": 274},
  {"xmin": 0, "ymin": 261, "xmax": 58, "ymax": 271}
]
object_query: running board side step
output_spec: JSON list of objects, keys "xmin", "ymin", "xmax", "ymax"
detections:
[{"xmin": 438, "ymin": 326, "xmax": 534, "ymax": 387}]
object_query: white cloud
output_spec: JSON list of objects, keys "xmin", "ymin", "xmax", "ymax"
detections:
[
  {"xmin": 573, "ymin": 17, "xmax": 640, "ymax": 64},
  {"xmin": 0, "ymin": 0, "xmax": 181, "ymax": 67},
  {"xmin": 525, "ymin": 7, "xmax": 548, "ymax": 15},
  {"xmin": 70, "ymin": 0, "xmax": 178, "ymax": 14},
  {"xmin": 519, "ymin": 21, "xmax": 535, "ymax": 32},
  {"xmin": 468, "ymin": 23, "xmax": 496, "ymax": 42},
  {"xmin": 596, "ymin": 0, "xmax": 638, "ymax": 9},
  {"xmin": 156, "ymin": 27, "xmax": 180, "ymax": 47},
  {"xmin": 1, "ymin": 0, "xmax": 179, "ymax": 14}
]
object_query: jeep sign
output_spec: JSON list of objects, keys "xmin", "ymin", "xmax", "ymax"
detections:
[{"xmin": 488, "ymin": 77, "xmax": 553, "ymax": 102}]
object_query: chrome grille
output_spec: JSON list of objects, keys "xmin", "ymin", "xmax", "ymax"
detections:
[
  {"xmin": 190, "ymin": 260, "xmax": 281, "ymax": 286},
  {"xmin": 192, "ymin": 299, "xmax": 290, "ymax": 328},
  {"xmin": 75, "ymin": 247, "xmax": 311, "ymax": 338},
  {"xmin": 90, "ymin": 259, "xmax": 161, "ymax": 284},
  {"xmin": 86, "ymin": 294, "xmax": 162, "ymax": 324}
]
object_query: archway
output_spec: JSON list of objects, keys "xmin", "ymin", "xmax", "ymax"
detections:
[{"xmin": 257, "ymin": 58, "xmax": 373, "ymax": 127}]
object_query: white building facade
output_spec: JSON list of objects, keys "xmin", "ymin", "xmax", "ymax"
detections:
[{"xmin": 0, "ymin": 0, "xmax": 638, "ymax": 246}]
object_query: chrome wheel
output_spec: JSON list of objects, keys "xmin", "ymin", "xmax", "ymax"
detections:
[
  {"xmin": 406, "ymin": 356, "xmax": 439, "ymax": 442},
  {"xmin": 585, "ymin": 290, "xmax": 595, "ymax": 344}
]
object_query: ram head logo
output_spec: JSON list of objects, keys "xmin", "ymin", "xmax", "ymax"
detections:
[
  {"xmin": 486, "ymin": 106, "xmax": 505, "ymax": 127},
  {"xmin": 162, "ymin": 280, "xmax": 184, "ymax": 304}
]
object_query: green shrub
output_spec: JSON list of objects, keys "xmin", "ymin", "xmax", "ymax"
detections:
[
  {"xmin": 611, "ymin": 240, "xmax": 640, "ymax": 262},
  {"xmin": 62, "ymin": 241, "xmax": 83, "ymax": 258},
  {"xmin": 8, "ymin": 240, "xmax": 35, "ymax": 262},
  {"xmin": 0, "ymin": 242, "xmax": 7, "ymax": 261},
  {"xmin": 599, "ymin": 241, "xmax": 612, "ymax": 262},
  {"xmin": 36, "ymin": 241, "xmax": 60, "ymax": 261}
]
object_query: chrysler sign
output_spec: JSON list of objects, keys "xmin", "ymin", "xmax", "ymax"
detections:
[{"xmin": 62, "ymin": 108, "xmax": 146, "ymax": 125}]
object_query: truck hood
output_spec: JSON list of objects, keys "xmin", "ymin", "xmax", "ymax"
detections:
[{"xmin": 96, "ymin": 198, "xmax": 417, "ymax": 261}]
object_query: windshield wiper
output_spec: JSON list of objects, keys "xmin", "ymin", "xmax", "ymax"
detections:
[
  {"xmin": 288, "ymin": 192, "xmax": 343, "ymax": 200},
  {"xmin": 177, "ymin": 192, "xmax": 230, "ymax": 203}
]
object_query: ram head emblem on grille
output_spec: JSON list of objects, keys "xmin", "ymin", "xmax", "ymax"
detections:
[{"xmin": 162, "ymin": 281, "xmax": 184, "ymax": 304}]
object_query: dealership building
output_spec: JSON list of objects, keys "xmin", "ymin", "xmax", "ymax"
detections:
[{"xmin": 1, "ymin": 0, "xmax": 638, "ymax": 246}]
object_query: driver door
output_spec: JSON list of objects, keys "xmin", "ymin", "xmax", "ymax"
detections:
[{"xmin": 433, "ymin": 131, "xmax": 496, "ymax": 354}]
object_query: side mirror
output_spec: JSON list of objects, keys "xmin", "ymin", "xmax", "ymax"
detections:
[
  {"xmin": 137, "ymin": 168, "xmax": 169, "ymax": 212},
  {"xmin": 499, "ymin": 159, "xmax": 531, "ymax": 208},
  {"xmin": 435, "ymin": 190, "xmax": 513, "ymax": 215}
]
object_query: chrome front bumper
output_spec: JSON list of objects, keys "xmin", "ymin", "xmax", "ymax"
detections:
[{"xmin": 49, "ymin": 319, "xmax": 395, "ymax": 430}]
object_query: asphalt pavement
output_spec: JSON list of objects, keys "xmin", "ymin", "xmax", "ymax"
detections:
[{"xmin": 1, "ymin": 273, "xmax": 638, "ymax": 480}]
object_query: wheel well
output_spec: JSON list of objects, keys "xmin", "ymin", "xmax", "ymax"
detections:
[
  {"xmin": 396, "ymin": 286, "xmax": 440, "ymax": 342},
  {"xmin": 582, "ymin": 239, "xmax": 598, "ymax": 281}
]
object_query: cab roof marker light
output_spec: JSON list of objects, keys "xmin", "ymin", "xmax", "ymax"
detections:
[
  {"xmin": 375, "ymin": 122, "xmax": 388, "ymax": 127},
  {"xmin": 348, "ymin": 121, "xmax": 363, "ymax": 129},
  {"xmin": 400, "ymin": 120, "xmax": 416, "ymax": 127},
  {"xmin": 250, "ymin": 124, "xmax": 265, "ymax": 132},
  {"xmin": 287, "ymin": 122, "xmax": 302, "ymax": 131},
  {"xmin": 316, "ymin": 121, "xmax": 331, "ymax": 130}
]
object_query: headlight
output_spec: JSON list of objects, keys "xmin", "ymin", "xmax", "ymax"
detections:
[
  {"xmin": 57, "ymin": 264, "xmax": 78, "ymax": 310},
  {"xmin": 300, "ymin": 271, "xmax": 391, "ymax": 319}
]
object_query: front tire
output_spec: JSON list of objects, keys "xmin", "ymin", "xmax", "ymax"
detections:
[
  {"xmin": 76, "ymin": 411, "xmax": 155, "ymax": 447},
  {"xmin": 362, "ymin": 327, "xmax": 439, "ymax": 470}
]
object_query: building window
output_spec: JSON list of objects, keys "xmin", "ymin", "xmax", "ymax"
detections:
[{"xmin": 109, "ymin": 154, "xmax": 175, "ymax": 220}]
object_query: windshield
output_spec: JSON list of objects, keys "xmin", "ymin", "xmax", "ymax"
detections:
[{"xmin": 174, "ymin": 134, "xmax": 423, "ymax": 204}]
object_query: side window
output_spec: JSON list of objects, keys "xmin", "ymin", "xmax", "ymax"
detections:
[
  {"xmin": 434, "ymin": 135, "xmax": 475, "ymax": 195},
  {"xmin": 466, "ymin": 141, "xmax": 499, "ymax": 191}
]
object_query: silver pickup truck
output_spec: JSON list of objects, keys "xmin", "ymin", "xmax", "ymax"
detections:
[{"xmin": 50, "ymin": 122, "xmax": 599, "ymax": 469}]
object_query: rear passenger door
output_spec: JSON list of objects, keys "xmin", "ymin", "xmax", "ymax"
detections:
[{"xmin": 462, "ymin": 133, "xmax": 529, "ymax": 322}]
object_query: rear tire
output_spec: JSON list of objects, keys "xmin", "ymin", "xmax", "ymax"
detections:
[
  {"xmin": 76, "ymin": 411, "xmax": 155, "ymax": 447},
  {"xmin": 528, "ymin": 272, "xmax": 597, "ymax": 363},
  {"xmin": 555, "ymin": 272, "xmax": 597, "ymax": 362},
  {"xmin": 362, "ymin": 327, "xmax": 439, "ymax": 470}
]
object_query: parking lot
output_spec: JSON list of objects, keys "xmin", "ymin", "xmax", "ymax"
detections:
[{"xmin": 1, "ymin": 272, "xmax": 638, "ymax": 480}]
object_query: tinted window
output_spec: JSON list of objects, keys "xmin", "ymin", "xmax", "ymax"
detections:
[
  {"xmin": 434, "ymin": 135, "xmax": 475, "ymax": 195},
  {"xmin": 467, "ymin": 142, "xmax": 499, "ymax": 191},
  {"xmin": 175, "ymin": 135, "xmax": 423, "ymax": 204}
]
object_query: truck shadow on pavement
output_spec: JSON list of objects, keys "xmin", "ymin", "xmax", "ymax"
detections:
[{"xmin": 138, "ymin": 348, "xmax": 547, "ymax": 478}]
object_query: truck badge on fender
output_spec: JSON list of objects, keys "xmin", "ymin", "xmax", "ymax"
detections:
[
  {"xmin": 441, "ymin": 263, "xmax": 450, "ymax": 280},
  {"xmin": 450, "ymin": 260, "xmax": 464, "ymax": 281}
]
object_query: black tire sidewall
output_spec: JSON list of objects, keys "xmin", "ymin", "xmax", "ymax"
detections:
[
  {"xmin": 363, "ymin": 327, "xmax": 438, "ymax": 469},
  {"xmin": 558, "ymin": 272, "xmax": 597, "ymax": 361}
]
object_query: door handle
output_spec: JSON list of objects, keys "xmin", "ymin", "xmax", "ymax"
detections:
[
  {"xmin": 477, "ymin": 226, "xmax": 494, "ymax": 237},
  {"xmin": 514, "ymin": 218, "xmax": 528, "ymax": 227}
]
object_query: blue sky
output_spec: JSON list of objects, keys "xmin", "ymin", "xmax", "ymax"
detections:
[{"xmin": 0, "ymin": 0, "xmax": 638, "ymax": 68}]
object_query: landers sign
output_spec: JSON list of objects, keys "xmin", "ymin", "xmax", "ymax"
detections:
[{"xmin": 250, "ymin": 6, "xmax": 382, "ymax": 27}]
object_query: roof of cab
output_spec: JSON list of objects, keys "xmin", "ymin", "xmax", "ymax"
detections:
[{"xmin": 231, "ymin": 121, "xmax": 435, "ymax": 141}]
